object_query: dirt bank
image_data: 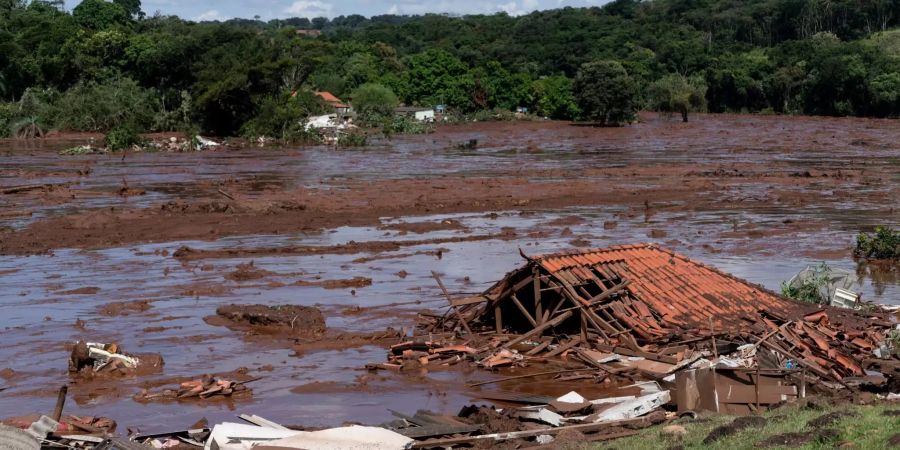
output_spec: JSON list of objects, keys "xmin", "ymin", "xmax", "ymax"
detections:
[{"xmin": 209, "ymin": 304, "xmax": 327, "ymax": 336}]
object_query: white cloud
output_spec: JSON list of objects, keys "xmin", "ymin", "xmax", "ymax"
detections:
[
  {"xmin": 195, "ymin": 9, "xmax": 227, "ymax": 21},
  {"xmin": 285, "ymin": 0, "xmax": 334, "ymax": 18},
  {"xmin": 496, "ymin": 0, "xmax": 540, "ymax": 16}
]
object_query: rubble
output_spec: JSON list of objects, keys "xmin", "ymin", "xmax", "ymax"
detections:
[
  {"xmin": 69, "ymin": 342, "xmax": 164, "ymax": 378},
  {"xmin": 134, "ymin": 375, "xmax": 256, "ymax": 403},
  {"xmin": 404, "ymin": 244, "xmax": 898, "ymax": 389}
]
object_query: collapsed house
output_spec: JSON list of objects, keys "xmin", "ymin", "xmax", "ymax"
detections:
[{"xmin": 397, "ymin": 245, "xmax": 899, "ymax": 411}]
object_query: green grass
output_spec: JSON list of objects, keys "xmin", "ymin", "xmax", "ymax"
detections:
[{"xmin": 597, "ymin": 402, "xmax": 899, "ymax": 450}]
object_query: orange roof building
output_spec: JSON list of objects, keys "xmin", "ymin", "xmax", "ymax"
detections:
[
  {"xmin": 315, "ymin": 91, "xmax": 350, "ymax": 109},
  {"xmin": 478, "ymin": 244, "xmax": 803, "ymax": 339}
]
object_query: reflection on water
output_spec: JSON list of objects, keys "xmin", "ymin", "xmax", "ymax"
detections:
[{"xmin": 856, "ymin": 260, "xmax": 900, "ymax": 298}]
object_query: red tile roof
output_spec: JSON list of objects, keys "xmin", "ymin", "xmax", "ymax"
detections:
[
  {"xmin": 531, "ymin": 243, "xmax": 800, "ymax": 328},
  {"xmin": 315, "ymin": 91, "xmax": 349, "ymax": 108}
]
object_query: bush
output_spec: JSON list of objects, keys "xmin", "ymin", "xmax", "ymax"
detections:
[
  {"xmin": 104, "ymin": 125, "xmax": 142, "ymax": 151},
  {"xmin": 855, "ymin": 226, "xmax": 900, "ymax": 260},
  {"xmin": 780, "ymin": 262, "xmax": 830, "ymax": 304},
  {"xmin": 240, "ymin": 92, "xmax": 326, "ymax": 143},
  {"xmin": 381, "ymin": 115, "xmax": 432, "ymax": 137},
  {"xmin": 351, "ymin": 83, "xmax": 398, "ymax": 125},
  {"xmin": 52, "ymin": 78, "xmax": 161, "ymax": 132},
  {"xmin": 337, "ymin": 130, "xmax": 367, "ymax": 147},
  {"xmin": 469, "ymin": 108, "xmax": 518, "ymax": 122},
  {"xmin": 0, "ymin": 103, "xmax": 16, "ymax": 138}
]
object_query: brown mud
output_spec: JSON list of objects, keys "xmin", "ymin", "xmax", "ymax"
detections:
[
  {"xmin": 0, "ymin": 114, "xmax": 898, "ymax": 431},
  {"xmin": 210, "ymin": 304, "xmax": 326, "ymax": 336},
  {"xmin": 3, "ymin": 114, "xmax": 897, "ymax": 256}
]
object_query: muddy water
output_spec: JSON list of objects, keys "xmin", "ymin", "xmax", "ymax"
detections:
[
  {"xmin": 1, "ymin": 209, "xmax": 897, "ymax": 430},
  {"xmin": 1, "ymin": 114, "xmax": 898, "ymax": 431},
  {"xmin": 2, "ymin": 113, "xmax": 898, "ymax": 229}
]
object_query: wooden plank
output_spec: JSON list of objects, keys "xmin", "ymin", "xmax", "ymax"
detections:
[
  {"xmin": 543, "ymin": 336, "xmax": 583, "ymax": 358},
  {"xmin": 533, "ymin": 266, "xmax": 543, "ymax": 325},
  {"xmin": 525, "ymin": 340, "xmax": 551, "ymax": 356},
  {"xmin": 502, "ymin": 311, "xmax": 574, "ymax": 349},
  {"xmin": 510, "ymin": 294, "xmax": 538, "ymax": 328},
  {"xmin": 432, "ymin": 271, "xmax": 473, "ymax": 335},
  {"xmin": 395, "ymin": 424, "xmax": 481, "ymax": 438},
  {"xmin": 594, "ymin": 344, "xmax": 679, "ymax": 364},
  {"xmin": 450, "ymin": 296, "xmax": 488, "ymax": 307}
]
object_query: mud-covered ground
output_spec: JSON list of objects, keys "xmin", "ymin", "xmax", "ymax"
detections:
[{"xmin": 0, "ymin": 113, "xmax": 898, "ymax": 432}]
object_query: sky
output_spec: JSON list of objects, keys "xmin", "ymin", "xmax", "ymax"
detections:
[{"xmin": 64, "ymin": 0, "xmax": 613, "ymax": 22}]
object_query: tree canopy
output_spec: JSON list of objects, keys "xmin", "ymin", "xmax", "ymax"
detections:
[{"xmin": 0, "ymin": 0, "xmax": 898, "ymax": 136}]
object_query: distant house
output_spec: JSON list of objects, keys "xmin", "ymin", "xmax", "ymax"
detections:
[
  {"xmin": 394, "ymin": 106, "xmax": 435, "ymax": 122},
  {"xmin": 316, "ymin": 92, "xmax": 351, "ymax": 116},
  {"xmin": 295, "ymin": 29, "xmax": 322, "ymax": 37}
]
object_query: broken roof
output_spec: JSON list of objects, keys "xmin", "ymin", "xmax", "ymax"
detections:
[
  {"xmin": 526, "ymin": 243, "xmax": 799, "ymax": 328},
  {"xmin": 469, "ymin": 243, "xmax": 808, "ymax": 342}
]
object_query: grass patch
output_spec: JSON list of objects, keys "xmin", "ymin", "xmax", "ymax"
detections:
[{"xmin": 598, "ymin": 402, "xmax": 900, "ymax": 450}]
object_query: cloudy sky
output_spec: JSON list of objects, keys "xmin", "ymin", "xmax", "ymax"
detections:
[{"xmin": 64, "ymin": 0, "xmax": 612, "ymax": 22}]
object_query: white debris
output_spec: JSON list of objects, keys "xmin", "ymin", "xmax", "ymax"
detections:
[
  {"xmin": 205, "ymin": 423, "xmax": 300, "ymax": 450},
  {"xmin": 517, "ymin": 408, "xmax": 563, "ymax": 427},
  {"xmin": 264, "ymin": 425, "xmax": 413, "ymax": 450},
  {"xmin": 86, "ymin": 343, "xmax": 139, "ymax": 369},
  {"xmin": 592, "ymin": 391, "xmax": 671, "ymax": 423},
  {"xmin": 556, "ymin": 391, "xmax": 587, "ymax": 404}
]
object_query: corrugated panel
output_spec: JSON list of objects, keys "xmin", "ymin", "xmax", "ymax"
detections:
[{"xmin": 533, "ymin": 244, "xmax": 797, "ymax": 328}]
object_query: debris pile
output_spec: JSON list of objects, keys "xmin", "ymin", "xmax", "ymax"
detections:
[
  {"xmin": 134, "ymin": 375, "xmax": 256, "ymax": 402},
  {"xmin": 69, "ymin": 342, "xmax": 163, "ymax": 378},
  {"xmin": 378, "ymin": 245, "xmax": 899, "ymax": 414}
]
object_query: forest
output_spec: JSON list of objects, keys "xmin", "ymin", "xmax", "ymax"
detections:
[{"xmin": 1, "ymin": 0, "xmax": 899, "ymax": 139}]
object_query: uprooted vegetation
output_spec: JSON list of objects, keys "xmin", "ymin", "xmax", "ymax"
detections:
[
  {"xmin": 780, "ymin": 262, "xmax": 831, "ymax": 304},
  {"xmin": 855, "ymin": 226, "xmax": 900, "ymax": 260}
]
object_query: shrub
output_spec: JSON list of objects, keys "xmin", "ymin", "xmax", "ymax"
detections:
[
  {"xmin": 104, "ymin": 125, "xmax": 142, "ymax": 151},
  {"xmin": 351, "ymin": 83, "xmax": 398, "ymax": 125},
  {"xmin": 52, "ymin": 78, "xmax": 161, "ymax": 132},
  {"xmin": 381, "ymin": 115, "xmax": 432, "ymax": 137},
  {"xmin": 780, "ymin": 262, "xmax": 830, "ymax": 304},
  {"xmin": 337, "ymin": 130, "xmax": 367, "ymax": 147},
  {"xmin": 240, "ymin": 92, "xmax": 326, "ymax": 143},
  {"xmin": 0, "ymin": 103, "xmax": 16, "ymax": 138},
  {"xmin": 10, "ymin": 117, "xmax": 46, "ymax": 139},
  {"xmin": 855, "ymin": 226, "xmax": 900, "ymax": 260},
  {"xmin": 469, "ymin": 108, "xmax": 518, "ymax": 122}
]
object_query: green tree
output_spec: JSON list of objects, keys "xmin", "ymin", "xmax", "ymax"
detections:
[
  {"xmin": 647, "ymin": 73, "xmax": 708, "ymax": 122},
  {"xmin": 113, "ymin": 0, "xmax": 141, "ymax": 19},
  {"xmin": 573, "ymin": 60, "xmax": 638, "ymax": 125},
  {"xmin": 240, "ymin": 91, "xmax": 326, "ymax": 141},
  {"xmin": 402, "ymin": 49, "xmax": 473, "ymax": 109},
  {"xmin": 72, "ymin": 0, "xmax": 131, "ymax": 30},
  {"xmin": 531, "ymin": 75, "xmax": 578, "ymax": 119},
  {"xmin": 350, "ymin": 83, "xmax": 398, "ymax": 122}
]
